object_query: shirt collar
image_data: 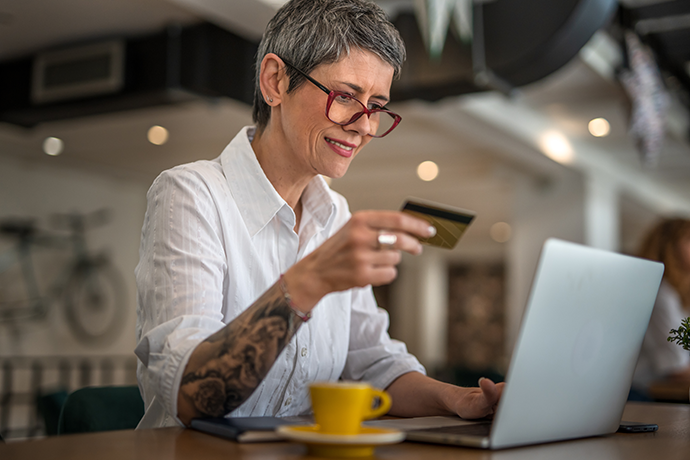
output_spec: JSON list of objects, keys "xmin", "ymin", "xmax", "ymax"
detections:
[
  {"xmin": 302, "ymin": 175, "xmax": 337, "ymax": 232},
  {"xmin": 221, "ymin": 126, "xmax": 336, "ymax": 237}
]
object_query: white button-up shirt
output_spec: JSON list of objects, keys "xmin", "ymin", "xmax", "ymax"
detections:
[{"xmin": 134, "ymin": 126, "xmax": 424, "ymax": 428}]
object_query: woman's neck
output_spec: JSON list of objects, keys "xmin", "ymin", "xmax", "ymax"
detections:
[{"xmin": 251, "ymin": 125, "xmax": 313, "ymax": 231}]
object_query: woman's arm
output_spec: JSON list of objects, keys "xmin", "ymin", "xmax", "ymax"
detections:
[
  {"xmin": 177, "ymin": 211, "xmax": 429, "ymax": 424},
  {"xmin": 386, "ymin": 371, "xmax": 504, "ymax": 419},
  {"xmin": 177, "ymin": 280, "xmax": 304, "ymax": 425},
  {"xmin": 174, "ymin": 210, "xmax": 434, "ymax": 425}
]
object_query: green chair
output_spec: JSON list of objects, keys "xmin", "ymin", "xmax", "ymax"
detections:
[
  {"xmin": 57, "ymin": 386, "xmax": 145, "ymax": 435},
  {"xmin": 37, "ymin": 390, "xmax": 70, "ymax": 435}
]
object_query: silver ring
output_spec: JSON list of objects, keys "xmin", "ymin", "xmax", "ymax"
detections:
[{"xmin": 377, "ymin": 232, "xmax": 397, "ymax": 250}]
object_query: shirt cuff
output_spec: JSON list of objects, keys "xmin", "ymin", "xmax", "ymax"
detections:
[{"xmin": 164, "ymin": 341, "xmax": 200, "ymax": 426}]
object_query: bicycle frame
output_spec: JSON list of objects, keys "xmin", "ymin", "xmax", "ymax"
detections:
[{"xmin": 0, "ymin": 210, "xmax": 126, "ymax": 344}]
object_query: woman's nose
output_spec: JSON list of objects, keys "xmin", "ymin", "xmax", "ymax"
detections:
[{"xmin": 345, "ymin": 112, "xmax": 373, "ymax": 137}]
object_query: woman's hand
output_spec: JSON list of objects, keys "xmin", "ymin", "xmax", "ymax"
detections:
[
  {"xmin": 386, "ymin": 372, "xmax": 504, "ymax": 419},
  {"xmin": 284, "ymin": 210, "xmax": 435, "ymax": 312},
  {"xmin": 443, "ymin": 377, "xmax": 505, "ymax": 419}
]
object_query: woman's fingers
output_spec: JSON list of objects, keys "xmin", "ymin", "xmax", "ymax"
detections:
[
  {"xmin": 370, "ymin": 246, "xmax": 402, "ymax": 266},
  {"xmin": 374, "ymin": 231, "xmax": 425, "ymax": 255},
  {"xmin": 478, "ymin": 378, "xmax": 504, "ymax": 413},
  {"xmin": 286, "ymin": 210, "xmax": 435, "ymax": 306},
  {"xmin": 354, "ymin": 211, "xmax": 434, "ymax": 256},
  {"xmin": 367, "ymin": 265, "xmax": 399, "ymax": 286},
  {"xmin": 355, "ymin": 210, "xmax": 436, "ymax": 242}
]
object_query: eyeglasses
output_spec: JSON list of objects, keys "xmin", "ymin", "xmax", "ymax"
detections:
[{"xmin": 279, "ymin": 57, "xmax": 402, "ymax": 138}]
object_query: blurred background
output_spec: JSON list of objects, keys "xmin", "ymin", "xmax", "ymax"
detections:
[{"xmin": 0, "ymin": 0, "xmax": 689, "ymax": 440}]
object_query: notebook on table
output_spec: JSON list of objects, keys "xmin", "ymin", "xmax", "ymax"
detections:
[
  {"xmin": 190, "ymin": 416, "xmax": 304, "ymax": 442},
  {"xmin": 400, "ymin": 238, "xmax": 664, "ymax": 449}
]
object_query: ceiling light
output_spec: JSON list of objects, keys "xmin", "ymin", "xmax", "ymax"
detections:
[
  {"xmin": 417, "ymin": 161, "xmax": 439, "ymax": 181},
  {"xmin": 538, "ymin": 131, "xmax": 575, "ymax": 164},
  {"xmin": 147, "ymin": 125, "xmax": 169, "ymax": 145},
  {"xmin": 588, "ymin": 118, "xmax": 611, "ymax": 137},
  {"xmin": 42, "ymin": 137, "xmax": 64, "ymax": 156},
  {"xmin": 490, "ymin": 222, "xmax": 512, "ymax": 243}
]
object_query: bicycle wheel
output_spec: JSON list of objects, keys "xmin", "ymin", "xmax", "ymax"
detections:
[{"xmin": 62, "ymin": 258, "xmax": 127, "ymax": 345}]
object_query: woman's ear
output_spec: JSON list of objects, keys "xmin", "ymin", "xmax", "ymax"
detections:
[{"xmin": 258, "ymin": 53, "xmax": 287, "ymax": 107}]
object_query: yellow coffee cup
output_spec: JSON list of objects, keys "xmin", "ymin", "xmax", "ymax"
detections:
[{"xmin": 309, "ymin": 381, "xmax": 392, "ymax": 435}]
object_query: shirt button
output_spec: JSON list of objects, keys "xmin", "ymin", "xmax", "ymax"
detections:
[
  {"xmin": 285, "ymin": 396, "xmax": 292, "ymax": 406},
  {"xmin": 301, "ymin": 347, "xmax": 308, "ymax": 357}
]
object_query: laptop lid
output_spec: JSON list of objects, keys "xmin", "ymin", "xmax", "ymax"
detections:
[{"xmin": 405, "ymin": 238, "xmax": 664, "ymax": 449}]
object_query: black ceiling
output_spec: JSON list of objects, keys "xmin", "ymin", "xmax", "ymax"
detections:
[
  {"xmin": 2, "ymin": 0, "xmax": 688, "ymax": 127},
  {"xmin": 391, "ymin": 0, "xmax": 619, "ymax": 101}
]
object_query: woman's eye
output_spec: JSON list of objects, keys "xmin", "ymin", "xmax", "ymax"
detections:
[
  {"xmin": 334, "ymin": 94, "xmax": 353, "ymax": 103},
  {"xmin": 368, "ymin": 103, "xmax": 383, "ymax": 111}
]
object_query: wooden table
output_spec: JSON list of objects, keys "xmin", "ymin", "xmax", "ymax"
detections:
[{"xmin": 2, "ymin": 402, "xmax": 689, "ymax": 460}]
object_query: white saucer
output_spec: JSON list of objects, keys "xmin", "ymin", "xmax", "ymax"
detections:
[{"xmin": 276, "ymin": 425, "xmax": 405, "ymax": 457}]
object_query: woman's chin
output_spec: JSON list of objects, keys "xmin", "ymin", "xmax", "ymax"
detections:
[
  {"xmin": 317, "ymin": 162, "xmax": 352, "ymax": 180},
  {"xmin": 322, "ymin": 168, "xmax": 348, "ymax": 180}
]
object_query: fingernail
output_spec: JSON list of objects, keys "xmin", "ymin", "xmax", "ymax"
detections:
[
  {"xmin": 478, "ymin": 377, "xmax": 486, "ymax": 386},
  {"xmin": 428, "ymin": 225, "xmax": 436, "ymax": 237}
]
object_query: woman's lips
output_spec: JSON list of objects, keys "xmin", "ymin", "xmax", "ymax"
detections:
[{"xmin": 325, "ymin": 137, "xmax": 356, "ymax": 158}]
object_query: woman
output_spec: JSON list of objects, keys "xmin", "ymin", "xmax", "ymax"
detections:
[
  {"xmin": 135, "ymin": 0, "xmax": 503, "ymax": 428},
  {"xmin": 631, "ymin": 218, "xmax": 690, "ymax": 398}
]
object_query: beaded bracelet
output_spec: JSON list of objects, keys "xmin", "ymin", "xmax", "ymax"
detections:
[{"xmin": 279, "ymin": 274, "xmax": 312, "ymax": 322}]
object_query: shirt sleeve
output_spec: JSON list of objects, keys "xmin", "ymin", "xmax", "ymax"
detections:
[
  {"xmin": 341, "ymin": 286, "xmax": 426, "ymax": 390},
  {"xmin": 643, "ymin": 282, "xmax": 690, "ymax": 377},
  {"xmin": 134, "ymin": 166, "xmax": 228, "ymax": 425}
]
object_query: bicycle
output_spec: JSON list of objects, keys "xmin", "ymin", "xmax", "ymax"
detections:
[{"xmin": 0, "ymin": 209, "xmax": 127, "ymax": 345}]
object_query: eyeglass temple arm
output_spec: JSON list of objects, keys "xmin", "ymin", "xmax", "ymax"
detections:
[
  {"xmin": 279, "ymin": 57, "xmax": 331, "ymax": 96},
  {"xmin": 279, "ymin": 56, "xmax": 394, "ymax": 112}
]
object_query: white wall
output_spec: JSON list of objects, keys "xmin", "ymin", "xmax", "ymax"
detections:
[
  {"xmin": 0, "ymin": 152, "xmax": 149, "ymax": 357},
  {"xmin": 505, "ymin": 171, "xmax": 585, "ymax": 354},
  {"xmin": 389, "ymin": 169, "xmax": 588, "ymax": 371},
  {"xmin": 390, "ymin": 248, "xmax": 448, "ymax": 369}
]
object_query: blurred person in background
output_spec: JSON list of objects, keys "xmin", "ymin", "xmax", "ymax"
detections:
[{"xmin": 631, "ymin": 218, "xmax": 690, "ymax": 399}]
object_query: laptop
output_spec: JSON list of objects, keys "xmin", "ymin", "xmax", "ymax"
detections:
[{"xmin": 402, "ymin": 238, "xmax": 664, "ymax": 449}]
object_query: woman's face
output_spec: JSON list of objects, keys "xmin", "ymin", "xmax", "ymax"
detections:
[{"xmin": 278, "ymin": 49, "xmax": 395, "ymax": 179}]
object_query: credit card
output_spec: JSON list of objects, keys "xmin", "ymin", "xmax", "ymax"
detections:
[{"xmin": 401, "ymin": 198, "xmax": 475, "ymax": 249}]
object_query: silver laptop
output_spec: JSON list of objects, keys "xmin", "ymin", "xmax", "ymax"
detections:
[{"xmin": 403, "ymin": 238, "xmax": 664, "ymax": 449}]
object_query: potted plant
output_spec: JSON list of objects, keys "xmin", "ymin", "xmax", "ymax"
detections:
[
  {"xmin": 668, "ymin": 318, "xmax": 690, "ymax": 351},
  {"xmin": 668, "ymin": 318, "xmax": 690, "ymax": 401}
]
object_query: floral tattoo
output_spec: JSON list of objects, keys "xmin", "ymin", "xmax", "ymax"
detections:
[{"xmin": 179, "ymin": 282, "xmax": 303, "ymax": 419}]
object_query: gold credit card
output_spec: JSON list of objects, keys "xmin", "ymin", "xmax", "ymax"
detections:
[{"xmin": 401, "ymin": 198, "xmax": 475, "ymax": 249}]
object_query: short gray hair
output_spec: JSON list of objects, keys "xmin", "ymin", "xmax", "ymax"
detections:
[{"xmin": 252, "ymin": 0, "xmax": 406, "ymax": 131}]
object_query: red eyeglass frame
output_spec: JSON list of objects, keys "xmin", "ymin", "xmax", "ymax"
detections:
[{"xmin": 279, "ymin": 56, "xmax": 402, "ymax": 138}]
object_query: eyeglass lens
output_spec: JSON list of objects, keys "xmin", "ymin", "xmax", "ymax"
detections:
[{"xmin": 327, "ymin": 93, "xmax": 397, "ymax": 137}]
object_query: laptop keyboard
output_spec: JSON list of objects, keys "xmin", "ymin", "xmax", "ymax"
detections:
[{"xmin": 413, "ymin": 422, "xmax": 493, "ymax": 437}]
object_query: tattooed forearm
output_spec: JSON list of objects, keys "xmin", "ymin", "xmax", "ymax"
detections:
[{"xmin": 177, "ymin": 281, "xmax": 304, "ymax": 424}]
